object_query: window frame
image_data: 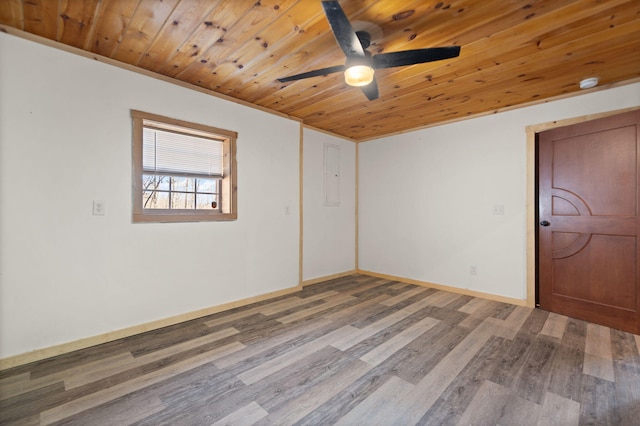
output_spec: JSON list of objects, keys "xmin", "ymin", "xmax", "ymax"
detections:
[{"xmin": 131, "ymin": 110, "xmax": 237, "ymax": 223}]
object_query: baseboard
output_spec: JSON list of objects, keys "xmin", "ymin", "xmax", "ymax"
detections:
[
  {"xmin": 301, "ymin": 270, "xmax": 358, "ymax": 287},
  {"xmin": 0, "ymin": 284, "xmax": 302, "ymax": 371},
  {"xmin": 357, "ymin": 269, "xmax": 528, "ymax": 307}
]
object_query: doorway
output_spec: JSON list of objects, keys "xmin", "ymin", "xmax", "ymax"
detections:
[{"xmin": 535, "ymin": 109, "xmax": 640, "ymax": 334}]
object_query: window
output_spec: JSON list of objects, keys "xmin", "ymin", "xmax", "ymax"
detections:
[{"xmin": 131, "ymin": 110, "xmax": 237, "ymax": 222}]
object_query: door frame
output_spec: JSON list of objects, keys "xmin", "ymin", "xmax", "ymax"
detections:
[{"xmin": 524, "ymin": 106, "xmax": 640, "ymax": 308}]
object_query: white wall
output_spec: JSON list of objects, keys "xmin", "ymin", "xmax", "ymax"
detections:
[
  {"xmin": 0, "ymin": 33, "xmax": 300, "ymax": 359},
  {"xmin": 359, "ymin": 83, "xmax": 640, "ymax": 300},
  {"xmin": 302, "ymin": 128, "xmax": 356, "ymax": 280}
]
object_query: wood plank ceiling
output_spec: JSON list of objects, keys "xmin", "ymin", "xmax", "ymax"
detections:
[{"xmin": 1, "ymin": 0, "xmax": 639, "ymax": 141}]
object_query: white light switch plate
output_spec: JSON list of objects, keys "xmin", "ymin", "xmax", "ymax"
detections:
[{"xmin": 93, "ymin": 200, "xmax": 105, "ymax": 216}]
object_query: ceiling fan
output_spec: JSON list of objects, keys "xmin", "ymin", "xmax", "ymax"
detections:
[{"xmin": 277, "ymin": 1, "xmax": 461, "ymax": 101}]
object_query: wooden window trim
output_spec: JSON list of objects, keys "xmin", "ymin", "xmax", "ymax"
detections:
[{"xmin": 131, "ymin": 110, "xmax": 237, "ymax": 223}]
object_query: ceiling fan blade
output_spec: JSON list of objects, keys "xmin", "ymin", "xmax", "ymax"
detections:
[
  {"xmin": 322, "ymin": 1, "xmax": 366, "ymax": 58},
  {"xmin": 360, "ymin": 77, "xmax": 379, "ymax": 101},
  {"xmin": 373, "ymin": 46, "xmax": 461, "ymax": 69},
  {"xmin": 277, "ymin": 65, "xmax": 346, "ymax": 83}
]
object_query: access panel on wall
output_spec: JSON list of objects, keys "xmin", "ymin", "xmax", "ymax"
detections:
[{"xmin": 324, "ymin": 143, "xmax": 340, "ymax": 206}]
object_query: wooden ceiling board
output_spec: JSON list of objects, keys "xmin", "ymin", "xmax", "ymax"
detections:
[
  {"xmin": 109, "ymin": 0, "xmax": 180, "ymax": 65},
  {"xmin": 22, "ymin": 0, "xmax": 58, "ymax": 39},
  {"xmin": 255, "ymin": 0, "xmax": 596, "ymax": 116},
  {"xmin": 0, "ymin": 0, "xmax": 22, "ymax": 28},
  {"xmin": 1, "ymin": 0, "xmax": 638, "ymax": 141},
  {"xmin": 156, "ymin": 0, "xmax": 232, "ymax": 78},
  {"xmin": 283, "ymin": 1, "xmax": 640, "ymax": 138},
  {"xmin": 57, "ymin": 0, "xmax": 102, "ymax": 49},
  {"xmin": 87, "ymin": 0, "xmax": 139, "ymax": 56},
  {"xmin": 213, "ymin": 3, "xmax": 337, "ymax": 92},
  {"xmin": 168, "ymin": 0, "xmax": 291, "ymax": 88}
]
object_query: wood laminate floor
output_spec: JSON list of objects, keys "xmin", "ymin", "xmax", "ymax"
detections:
[{"xmin": 1, "ymin": 275, "xmax": 640, "ymax": 425}]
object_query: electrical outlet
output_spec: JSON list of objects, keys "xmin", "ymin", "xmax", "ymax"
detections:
[
  {"xmin": 93, "ymin": 200, "xmax": 105, "ymax": 216},
  {"xmin": 492, "ymin": 204, "xmax": 505, "ymax": 215},
  {"xmin": 470, "ymin": 265, "xmax": 478, "ymax": 275}
]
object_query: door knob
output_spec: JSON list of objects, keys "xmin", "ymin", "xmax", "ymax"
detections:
[{"xmin": 540, "ymin": 220, "xmax": 550, "ymax": 227}]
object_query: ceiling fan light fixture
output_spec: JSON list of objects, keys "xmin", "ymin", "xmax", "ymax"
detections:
[
  {"xmin": 344, "ymin": 63, "xmax": 375, "ymax": 87},
  {"xmin": 344, "ymin": 65, "xmax": 375, "ymax": 86}
]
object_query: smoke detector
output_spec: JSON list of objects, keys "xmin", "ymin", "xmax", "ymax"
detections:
[{"xmin": 579, "ymin": 77, "xmax": 599, "ymax": 89}]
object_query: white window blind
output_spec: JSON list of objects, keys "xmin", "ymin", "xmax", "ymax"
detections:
[{"xmin": 143, "ymin": 126, "xmax": 223, "ymax": 176}]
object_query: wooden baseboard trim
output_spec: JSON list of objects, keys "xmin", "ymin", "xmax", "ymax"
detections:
[
  {"xmin": 357, "ymin": 270, "xmax": 528, "ymax": 307},
  {"xmin": 0, "ymin": 284, "xmax": 302, "ymax": 371},
  {"xmin": 301, "ymin": 270, "xmax": 358, "ymax": 287}
]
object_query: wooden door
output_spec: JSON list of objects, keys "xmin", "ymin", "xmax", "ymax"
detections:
[{"xmin": 538, "ymin": 110, "xmax": 640, "ymax": 334}]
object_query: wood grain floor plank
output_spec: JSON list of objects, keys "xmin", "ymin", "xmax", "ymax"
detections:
[
  {"xmin": 540, "ymin": 312, "xmax": 569, "ymax": 339},
  {"xmin": 423, "ymin": 290, "xmax": 462, "ymax": 308},
  {"xmin": 213, "ymin": 319, "xmax": 333, "ymax": 369},
  {"xmin": 585, "ymin": 322, "xmax": 614, "ymax": 358},
  {"xmin": 2, "ymin": 275, "xmax": 638, "ymax": 426},
  {"xmin": 330, "ymin": 301, "xmax": 430, "ymax": 352},
  {"xmin": 387, "ymin": 282, "xmax": 409, "ymax": 291},
  {"xmin": 133, "ymin": 364, "xmax": 248, "ymax": 425},
  {"xmin": 380, "ymin": 286, "xmax": 429, "ymax": 307},
  {"xmin": 346, "ymin": 319, "xmax": 496, "ymax": 424},
  {"xmin": 203, "ymin": 291, "xmax": 338, "ymax": 329},
  {"xmin": 491, "ymin": 301, "xmax": 518, "ymax": 320},
  {"xmin": 546, "ymin": 343, "xmax": 585, "ymax": 402},
  {"xmin": 67, "ymin": 328, "xmax": 239, "ymax": 390},
  {"xmin": 237, "ymin": 326, "xmax": 357, "ymax": 385},
  {"xmin": 210, "ymin": 401, "xmax": 267, "ymax": 426},
  {"xmin": 458, "ymin": 299, "xmax": 503, "ymax": 329},
  {"xmin": 0, "ymin": 382, "xmax": 66, "ymax": 424},
  {"xmin": 276, "ymin": 295, "xmax": 357, "ymax": 324},
  {"xmin": 253, "ymin": 346, "xmax": 358, "ymax": 411},
  {"xmin": 360, "ymin": 316, "xmax": 440, "ymax": 366},
  {"xmin": 39, "ymin": 342, "xmax": 245, "ymax": 425},
  {"xmin": 584, "ymin": 352, "xmax": 616, "ymax": 382},
  {"xmin": 323, "ymin": 294, "xmax": 391, "ymax": 325},
  {"xmin": 255, "ymin": 357, "xmax": 373, "ymax": 425},
  {"xmin": 0, "ymin": 372, "xmax": 29, "ymax": 389},
  {"xmin": 204, "ymin": 290, "xmax": 339, "ymax": 328},
  {"xmin": 610, "ymin": 329, "xmax": 640, "ymax": 424},
  {"xmin": 294, "ymin": 364, "xmax": 398, "ymax": 425},
  {"xmin": 8, "ymin": 415, "xmax": 39, "ymax": 426},
  {"xmin": 579, "ymin": 375, "xmax": 619, "ymax": 425},
  {"xmin": 520, "ymin": 307, "xmax": 550, "ymax": 335},
  {"xmin": 584, "ymin": 323, "xmax": 615, "ymax": 381},
  {"xmin": 495, "ymin": 306, "xmax": 534, "ymax": 338},
  {"xmin": 490, "ymin": 333, "xmax": 534, "ymax": 389},
  {"xmin": 561, "ymin": 317, "xmax": 588, "ymax": 350},
  {"xmin": 399, "ymin": 320, "xmax": 498, "ymax": 422},
  {"xmin": 511, "ymin": 335, "xmax": 557, "ymax": 404},
  {"xmin": 204, "ymin": 310, "xmax": 268, "ymax": 329},
  {"xmin": 0, "ymin": 372, "xmax": 63, "ymax": 401},
  {"xmin": 52, "ymin": 394, "xmax": 166, "ymax": 426},
  {"xmin": 259, "ymin": 291, "xmax": 340, "ymax": 316},
  {"xmin": 334, "ymin": 375, "xmax": 414, "ymax": 426},
  {"xmin": 428, "ymin": 335, "xmax": 507, "ymax": 421},
  {"xmin": 457, "ymin": 380, "xmax": 541, "ymax": 426},
  {"xmin": 457, "ymin": 296, "xmax": 490, "ymax": 314},
  {"xmin": 417, "ymin": 397, "xmax": 460, "ymax": 426},
  {"xmin": 125, "ymin": 321, "xmax": 217, "ymax": 359},
  {"xmin": 391, "ymin": 322, "xmax": 470, "ymax": 385},
  {"xmin": 538, "ymin": 391, "xmax": 580, "ymax": 426}
]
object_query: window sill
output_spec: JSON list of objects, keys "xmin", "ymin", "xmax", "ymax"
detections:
[{"xmin": 133, "ymin": 211, "xmax": 237, "ymax": 223}]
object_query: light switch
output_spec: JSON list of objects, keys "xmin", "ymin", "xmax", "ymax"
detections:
[{"xmin": 93, "ymin": 200, "xmax": 105, "ymax": 216}]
